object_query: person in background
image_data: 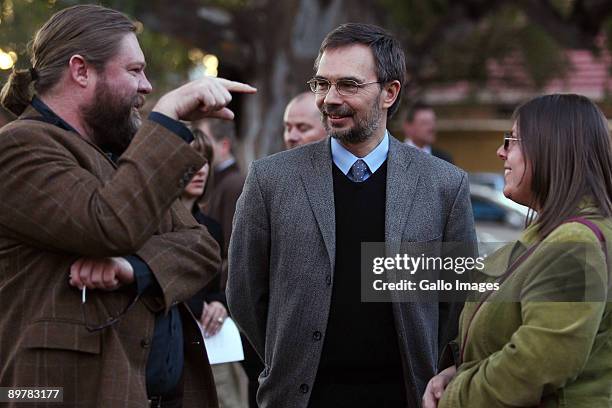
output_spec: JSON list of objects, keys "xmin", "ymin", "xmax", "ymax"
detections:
[
  {"xmin": 424, "ymin": 93, "xmax": 612, "ymax": 408},
  {"xmin": 194, "ymin": 118, "xmax": 244, "ymax": 262},
  {"xmin": 181, "ymin": 128, "xmax": 227, "ymax": 337},
  {"xmin": 283, "ymin": 91, "xmax": 327, "ymax": 150},
  {"xmin": 402, "ymin": 102, "xmax": 453, "ymax": 163},
  {"xmin": 193, "ymin": 118, "xmax": 257, "ymax": 408},
  {"xmin": 182, "ymin": 128, "xmax": 247, "ymax": 408}
]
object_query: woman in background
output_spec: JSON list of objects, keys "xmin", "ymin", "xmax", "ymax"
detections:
[
  {"xmin": 183, "ymin": 128, "xmax": 247, "ymax": 408},
  {"xmin": 424, "ymin": 93, "xmax": 612, "ymax": 407},
  {"xmin": 183, "ymin": 128, "xmax": 227, "ymax": 336}
]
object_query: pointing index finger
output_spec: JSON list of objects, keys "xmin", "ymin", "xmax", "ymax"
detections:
[{"xmin": 217, "ymin": 78, "xmax": 257, "ymax": 93}]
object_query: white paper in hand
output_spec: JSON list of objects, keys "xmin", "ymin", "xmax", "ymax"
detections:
[{"xmin": 199, "ymin": 317, "xmax": 244, "ymax": 365}]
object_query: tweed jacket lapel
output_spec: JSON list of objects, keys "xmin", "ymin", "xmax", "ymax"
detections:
[
  {"xmin": 300, "ymin": 139, "xmax": 336, "ymax": 274},
  {"xmin": 20, "ymin": 105, "xmax": 118, "ymax": 169}
]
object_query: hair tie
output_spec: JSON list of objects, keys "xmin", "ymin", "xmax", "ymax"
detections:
[{"xmin": 29, "ymin": 67, "xmax": 38, "ymax": 81}]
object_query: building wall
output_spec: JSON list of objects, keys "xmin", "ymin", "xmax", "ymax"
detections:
[{"xmin": 435, "ymin": 130, "xmax": 504, "ymax": 173}]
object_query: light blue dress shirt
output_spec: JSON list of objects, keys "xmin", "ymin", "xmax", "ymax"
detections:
[{"xmin": 330, "ymin": 131, "xmax": 390, "ymax": 181}]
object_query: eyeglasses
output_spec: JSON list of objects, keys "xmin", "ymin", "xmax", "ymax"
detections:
[
  {"xmin": 81, "ymin": 287, "xmax": 140, "ymax": 332},
  {"xmin": 307, "ymin": 78, "xmax": 380, "ymax": 96},
  {"xmin": 503, "ymin": 131, "xmax": 520, "ymax": 150}
]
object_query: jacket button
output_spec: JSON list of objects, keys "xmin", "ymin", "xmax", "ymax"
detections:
[
  {"xmin": 141, "ymin": 338, "xmax": 151, "ymax": 348},
  {"xmin": 325, "ymin": 275, "xmax": 332, "ymax": 285},
  {"xmin": 312, "ymin": 331, "xmax": 322, "ymax": 341},
  {"xmin": 299, "ymin": 384, "xmax": 309, "ymax": 394}
]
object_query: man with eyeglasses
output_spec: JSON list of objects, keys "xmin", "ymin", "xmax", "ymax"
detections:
[{"xmin": 227, "ymin": 23, "xmax": 476, "ymax": 408}]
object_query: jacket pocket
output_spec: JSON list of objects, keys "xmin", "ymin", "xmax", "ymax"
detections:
[
  {"xmin": 404, "ymin": 233, "xmax": 443, "ymax": 243},
  {"xmin": 21, "ymin": 319, "xmax": 101, "ymax": 354}
]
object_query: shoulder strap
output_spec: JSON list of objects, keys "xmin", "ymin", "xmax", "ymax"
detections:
[
  {"xmin": 563, "ymin": 216, "xmax": 608, "ymax": 263},
  {"xmin": 460, "ymin": 216, "xmax": 608, "ymax": 364}
]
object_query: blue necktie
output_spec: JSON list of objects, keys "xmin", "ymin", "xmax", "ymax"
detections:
[{"xmin": 348, "ymin": 159, "xmax": 370, "ymax": 182}]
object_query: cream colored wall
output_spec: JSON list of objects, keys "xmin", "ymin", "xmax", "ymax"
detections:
[{"xmin": 435, "ymin": 130, "xmax": 504, "ymax": 173}]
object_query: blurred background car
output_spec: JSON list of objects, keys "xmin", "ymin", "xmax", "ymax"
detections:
[{"xmin": 469, "ymin": 172, "xmax": 506, "ymax": 193}]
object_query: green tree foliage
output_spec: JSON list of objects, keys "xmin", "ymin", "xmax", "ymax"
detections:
[
  {"xmin": 379, "ymin": 0, "xmax": 585, "ymax": 93},
  {"xmin": 0, "ymin": 0, "xmax": 197, "ymax": 94},
  {"xmin": 2, "ymin": 0, "xmax": 612, "ymax": 156}
]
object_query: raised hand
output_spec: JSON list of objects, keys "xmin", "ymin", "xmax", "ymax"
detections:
[{"xmin": 153, "ymin": 77, "xmax": 256, "ymax": 121}]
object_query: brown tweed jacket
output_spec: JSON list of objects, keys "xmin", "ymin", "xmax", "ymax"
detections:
[{"xmin": 0, "ymin": 107, "xmax": 221, "ymax": 407}]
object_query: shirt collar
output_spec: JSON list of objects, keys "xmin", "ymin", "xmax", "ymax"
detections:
[
  {"xmin": 30, "ymin": 96, "xmax": 80, "ymax": 135},
  {"xmin": 30, "ymin": 96, "xmax": 121, "ymax": 162},
  {"xmin": 330, "ymin": 130, "xmax": 389, "ymax": 175},
  {"xmin": 215, "ymin": 157, "xmax": 236, "ymax": 172}
]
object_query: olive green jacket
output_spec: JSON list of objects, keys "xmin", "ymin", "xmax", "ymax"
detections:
[{"xmin": 439, "ymin": 209, "xmax": 612, "ymax": 408}]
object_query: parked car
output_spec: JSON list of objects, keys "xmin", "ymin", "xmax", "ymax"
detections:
[
  {"xmin": 469, "ymin": 172, "xmax": 506, "ymax": 192},
  {"xmin": 469, "ymin": 180, "xmax": 530, "ymax": 255}
]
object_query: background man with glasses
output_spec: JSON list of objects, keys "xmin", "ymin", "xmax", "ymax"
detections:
[{"xmin": 227, "ymin": 23, "xmax": 476, "ymax": 408}]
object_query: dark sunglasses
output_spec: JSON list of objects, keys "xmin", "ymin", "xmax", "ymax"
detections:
[{"xmin": 503, "ymin": 131, "xmax": 520, "ymax": 150}]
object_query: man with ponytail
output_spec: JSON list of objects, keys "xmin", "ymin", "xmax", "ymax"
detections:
[{"xmin": 0, "ymin": 4, "xmax": 255, "ymax": 407}]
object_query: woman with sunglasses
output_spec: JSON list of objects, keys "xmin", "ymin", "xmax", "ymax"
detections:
[
  {"xmin": 423, "ymin": 93, "xmax": 612, "ymax": 407},
  {"xmin": 182, "ymin": 128, "xmax": 249, "ymax": 408},
  {"xmin": 182, "ymin": 128, "xmax": 228, "ymax": 337}
]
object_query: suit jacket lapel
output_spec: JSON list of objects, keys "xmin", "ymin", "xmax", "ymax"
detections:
[
  {"xmin": 385, "ymin": 136, "xmax": 419, "ymax": 255},
  {"xmin": 386, "ymin": 136, "xmax": 425, "ymax": 406},
  {"xmin": 300, "ymin": 139, "xmax": 336, "ymax": 272}
]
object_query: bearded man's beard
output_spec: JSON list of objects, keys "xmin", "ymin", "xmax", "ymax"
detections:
[
  {"xmin": 81, "ymin": 78, "xmax": 144, "ymax": 156},
  {"xmin": 321, "ymin": 99, "xmax": 382, "ymax": 145}
]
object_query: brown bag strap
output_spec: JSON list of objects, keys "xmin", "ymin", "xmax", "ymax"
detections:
[{"xmin": 563, "ymin": 217, "xmax": 608, "ymax": 263}]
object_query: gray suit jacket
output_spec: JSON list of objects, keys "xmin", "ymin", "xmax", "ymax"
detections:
[{"xmin": 227, "ymin": 136, "xmax": 476, "ymax": 408}]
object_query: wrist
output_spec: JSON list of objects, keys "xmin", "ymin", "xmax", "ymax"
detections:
[
  {"xmin": 116, "ymin": 257, "xmax": 135, "ymax": 285},
  {"xmin": 152, "ymin": 98, "xmax": 177, "ymax": 120}
]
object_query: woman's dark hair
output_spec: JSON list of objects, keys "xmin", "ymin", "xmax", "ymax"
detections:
[
  {"xmin": 0, "ymin": 5, "xmax": 135, "ymax": 116},
  {"xmin": 514, "ymin": 93, "xmax": 612, "ymax": 238},
  {"xmin": 188, "ymin": 127, "xmax": 215, "ymax": 209}
]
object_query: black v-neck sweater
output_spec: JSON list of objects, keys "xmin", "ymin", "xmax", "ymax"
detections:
[{"xmin": 309, "ymin": 161, "xmax": 406, "ymax": 407}]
